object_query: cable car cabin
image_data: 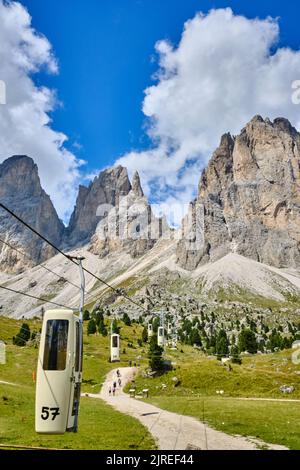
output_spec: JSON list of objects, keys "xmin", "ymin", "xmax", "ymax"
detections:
[
  {"xmin": 35, "ymin": 309, "xmax": 82, "ymax": 434},
  {"xmin": 148, "ymin": 323, "xmax": 153, "ymax": 338},
  {"xmin": 111, "ymin": 333, "xmax": 120, "ymax": 362},
  {"xmin": 157, "ymin": 326, "xmax": 164, "ymax": 347}
]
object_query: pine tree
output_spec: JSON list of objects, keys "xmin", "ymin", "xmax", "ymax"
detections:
[
  {"xmin": 142, "ymin": 326, "xmax": 148, "ymax": 343},
  {"xmin": 190, "ymin": 328, "xmax": 202, "ymax": 347},
  {"xmin": 231, "ymin": 345, "xmax": 242, "ymax": 364},
  {"xmin": 94, "ymin": 310, "xmax": 104, "ymax": 326},
  {"xmin": 87, "ymin": 319, "xmax": 97, "ymax": 335},
  {"xmin": 216, "ymin": 329, "xmax": 229, "ymax": 359},
  {"xmin": 148, "ymin": 334, "xmax": 164, "ymax": 371},
  {"xmin": 238, "ymin": 329, "xmax": 258, "ymax": 354},
  {"xmin": 83, "ymin": 310, "xmax": 90, "ymax": 321},
  {"xmin": 112, "ymin": 319, "xmax": 120, "ymax": 334},
  {"xmin": 122, "ymin": 312, "xmax": 131, "ymax": 326},
  {"xmin": 98, "ymin": 316, "xmax": 107, "ymax": 336},
  {"xmin": 152, "ymin": 317, "xmax": 160, "ymax": 333},
  {"xmin": 13, "ymin": 323, "xmax": 31, "ymax": 346}
]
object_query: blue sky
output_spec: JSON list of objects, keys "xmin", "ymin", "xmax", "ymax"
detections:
[
  {"xmin": 21, "ymin": 0, "xmax": 300, "ymax": 174},
  {"xmin": 1, "ymin": 1, "xmax": 300, "ymax": 223}
]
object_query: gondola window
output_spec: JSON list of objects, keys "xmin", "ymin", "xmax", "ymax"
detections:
[{"xmin": 43, "ymin": 320, "xmax": 69, "ymax": 370}]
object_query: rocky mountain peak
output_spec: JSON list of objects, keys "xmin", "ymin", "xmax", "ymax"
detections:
[
  {"xmin": 178, "ymin": 115, "xmax": 300, "ymax": 270},
  {"xmin": 66, "ymin": 165, "xmax": 132, "ymax": 246},
  {"xmin": 131, "ymin": 171, "xmax": 144, "ymax": 197},
  {"xmin": 88, "ymin": 169, "xmax": 167, "ymax": 259},
  {"xmin": 0, "ymin": 155, "xmax": 42, "ymax": 198},
  {"xmin": 0, "ymin": 155, "xmax": 64, "ymax": 272}
]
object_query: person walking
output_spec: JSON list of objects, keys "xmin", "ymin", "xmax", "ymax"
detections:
[{"xmin": 109, "ymin": 386, "xmax": 112, "ymax": 396}]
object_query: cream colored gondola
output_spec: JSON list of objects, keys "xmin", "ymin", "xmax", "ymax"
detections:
[
  {"xmin": 111, "ymin": 333, "xmax": 120, "ymax": 362},
  {"xmin": 148, "ymin": 322, "xmax": 153, "ymax": 338},
  {"xmin": 157, "ymin": 326, "xmax": 164, "ymax": 347},
  {"xmin": 35, "ymin": 309, "xmax": 82, "ymax": 434}
]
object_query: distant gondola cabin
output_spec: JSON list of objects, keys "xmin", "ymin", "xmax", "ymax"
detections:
[
  {"xmin": 157, "ymin": 326, "xmax": 164, "ymax": 347},
  {"xmin": 111, "ymin": 333, "xmax": 120, "ymax": 362}
]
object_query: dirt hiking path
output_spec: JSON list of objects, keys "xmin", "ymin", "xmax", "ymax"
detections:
[{"xmin": 85, "ymin": 367, "xmax": 287, "ymax": 450}]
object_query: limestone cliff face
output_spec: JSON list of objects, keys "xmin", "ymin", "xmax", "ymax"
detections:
[
  {"xmin": 0, "ymin": 158, "xmax": 164, "ymax": 272},
  {"xmin": 89, "ymin": 169, "xmax": 167, "ymax": 258},
  {"xmin": 0, "ymin": 155, "xmax": 64, "ymax": 271},
  {"xmin": 177, "ymin": 116, "xmax": 300, "ymax": 270},
  {"xmin": 66, "ymin": 166, "xmax": 132, "ymax": 246}
]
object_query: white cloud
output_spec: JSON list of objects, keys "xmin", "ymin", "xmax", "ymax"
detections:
[
  {"xmin": 0, "ymin": 1, "xmax": 82, "ymax": 222},
  {"xmin": 116, "ymin": 8, "xmax": 300, "ymax": 220}
]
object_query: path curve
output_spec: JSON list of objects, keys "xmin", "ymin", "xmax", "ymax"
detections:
[{"xmin": 85, "ymin": 367, "xmax": 287, "ymax": 450}]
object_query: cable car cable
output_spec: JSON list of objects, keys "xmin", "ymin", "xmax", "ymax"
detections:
[
  {"xmin": 0, "ymin": 202, "xmax": 148, "ymax": 313},
  {"xmin": 0, "ymin": 236, "xmax": 81, "ymax": 291},
  {"xmin": 0, "ymin": 284, "xmax": 70, "ymax": 309},
  {"xmin": 0, "ymin": 236, "xmax": 99, "ymax": 308}
]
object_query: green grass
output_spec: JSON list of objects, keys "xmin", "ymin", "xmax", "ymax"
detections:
[
  {"xmin": 126, "ymin": 345, "xmax": 300, "ymax": 399},
  {"xmin": 2, "ymin": 316, "xmax": 300, "ymax": 449},
  {"xmin": 125, "ymin": 343, "xmax": 300, "ymax": 449},
  {"xmin": 81, "ymin": 321, "xmax": 149, "ymax": 393},
  {"xmin": 0, "ymin": 384, "xmax": 154, "ymax": 449},
  {"xmin": 146, "ymin": 396, "xmax": 300, "ymax": 450},
  {"xmin": 214, "ymin": 285, "xmax": 300, "ymax": 318},
  {"xmin": 0, "ymin": 317, "xmax": 155, "ymax": 449}
]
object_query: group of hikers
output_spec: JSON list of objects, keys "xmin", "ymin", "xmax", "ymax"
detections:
[{"xmin": 108, "ymin": 369, "xmax": 122, "ymax": 397}]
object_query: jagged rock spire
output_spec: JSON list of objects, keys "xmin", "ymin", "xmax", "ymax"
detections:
[{"xmin": 131, "ymin": 171, "xmax": 144, "ymax": 197}]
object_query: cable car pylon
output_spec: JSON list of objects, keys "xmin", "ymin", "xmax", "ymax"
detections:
[{"xmin": 35, "ymin": 256, "xmax": 85, "ymax": 434}]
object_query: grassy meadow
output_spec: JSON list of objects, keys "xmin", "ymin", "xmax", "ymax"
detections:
[
  {"xmin": 1, "ymin": 315, "xmax": 300, "ymax": 449},
  {"xmin": 0, "ymin": 316, "xmax": 155, "ymax": 450},
  {"xmin": 126, "ymin": 344, "xmax": 300, "ymax": 449}
]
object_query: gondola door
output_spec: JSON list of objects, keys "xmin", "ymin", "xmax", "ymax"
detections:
[{"xmin": 66, "ymin": 317, "xmax": 82, "ymax": 431}]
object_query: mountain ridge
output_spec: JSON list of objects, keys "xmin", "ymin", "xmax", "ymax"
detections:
[{"xmin": 1, "ymin": 115, "xmax": 300, "ymax": 318}]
